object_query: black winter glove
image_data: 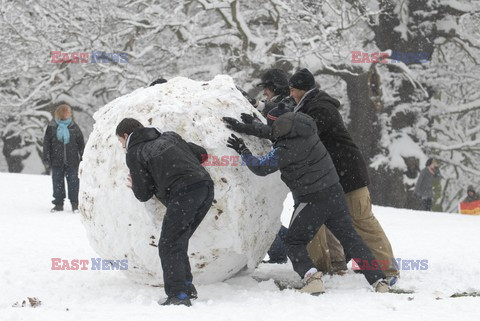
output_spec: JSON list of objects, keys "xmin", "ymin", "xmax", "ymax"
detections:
[
  {"xmin": 223, "ymin": 117, "xmax": 247, "ymax": 133},
  {"xmin": 240, "ymin": 113, "xmax": 261, "ymax": 124},
  {"xmin": 226, "ymin": 134, "xmax": 249, "ymax": 155},
  {"xmin": 236, "ymin": 86, "xmax": 257, "ymax": 106}
]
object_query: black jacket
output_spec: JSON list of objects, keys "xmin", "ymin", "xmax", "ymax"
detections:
[
  {"xmin": 241, "ymin": 112, "xmax": 339, "ymax": 203},
  {"xmin": 295, "ymin": 88, "xmax": 370, "ymax": 193},
  {"xmin": 43, "ymin": 120, "xmax": 85, "ymax": 168},
  {"xmin": 126, "ymin": 127, "xmax": 212, "ymax": 205}
]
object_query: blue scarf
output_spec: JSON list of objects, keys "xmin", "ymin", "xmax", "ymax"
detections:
[{"xmin": 55, "ymin": 118, "xmax": 72, "ymax": 144}]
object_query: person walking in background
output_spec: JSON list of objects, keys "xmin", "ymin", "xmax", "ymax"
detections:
[
  {"xmin": 414, "ymin": 158, "xmax": 441, "ymax": 211},
  {"xmin": 43, "ymin": 103, "xmax": 85, "ymax": 213}
]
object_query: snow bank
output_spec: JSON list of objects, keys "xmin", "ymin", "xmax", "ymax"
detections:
[{"xmin": 78, "ymin": 75, "xmax": 289, "ymax": 285}]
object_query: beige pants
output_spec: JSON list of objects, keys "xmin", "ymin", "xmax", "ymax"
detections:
[{"xmin": 306, "ymin": 186, "xmax": 399, "ymax": 277}]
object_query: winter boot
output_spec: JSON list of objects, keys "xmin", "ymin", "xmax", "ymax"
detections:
[
  {"xmin": 373, "ymin": 279, "xmax": 390, "ymax": 293},
  {"xmin": 71, "ymin": 202, "xmax": 79, "ymax": 213},
  {"xmin": 159, "ymin": 293, "xmax": 192, "ymax": 307},
  {"xmin": 298, "ymin": 271, "xmax": 325, "ymax": 295},
  {"xmin": 331, "ymin": 261, "xmax": 348, "ymax": 276},
  {"xmin": 186, "ymin": 281, "xmax": 198, "ymax": 300},
  {"xmin": 51, "ymin": 204, "xmax": 64, "ymax": 213}
]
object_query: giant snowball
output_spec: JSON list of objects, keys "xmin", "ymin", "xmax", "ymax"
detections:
[{"xmin": 79, "ymin": 75, "xmax": 289, "ymax": 285}]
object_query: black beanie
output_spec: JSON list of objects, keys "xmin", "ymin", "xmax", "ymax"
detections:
[
  {"xmin": 267, "ymin": 103, "xmax": 289, "ymax": 126},
  {"xmin": 289, "ymin": 68, "xmax": 315, "ymax": 91}
]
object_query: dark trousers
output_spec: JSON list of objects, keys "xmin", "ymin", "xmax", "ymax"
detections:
[
  {"xmin": 286, "ymin": 183, "xmax": 386, "ymax": 285},
  {"xmin": 267, "ymin": 225, "xmax": 288, "ymax": 261},
  {"xmin": 422, "ymin": 198, "xmax": 432, "ymax": 211},
  {"xmin": 159, "ymin": 181, "xmax": 214, "ymax": 298},
  {"xmin": 51, "ymin": 165, "xmax": 79, "ymax": 205}
]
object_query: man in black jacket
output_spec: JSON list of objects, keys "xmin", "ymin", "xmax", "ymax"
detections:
[
  {"xmin": 226, "ymin": 112, "xmax": 389, "ymax": 294},
  {"xmin": 289, "ymin": 68, "xmax": 398, "ymax": 282},
  {"xmin": 116, "ymin": 118, "xmax": 214, "ymax": 307}
]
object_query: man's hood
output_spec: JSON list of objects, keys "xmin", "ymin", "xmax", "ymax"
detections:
[
  {"xmin": 271, "ymin": 112, "xmax": 317, "ymax": 141},
  {"xmin": 294, "ymin": 88, "xmax": 341, "ymax": 113},
  {"xmin": 126, "ymin": 127, "xmax": 161, "ymax": 151},
  {"xmin": 315, "ymin": 90, "xmax": 341, "ymax": 109}
]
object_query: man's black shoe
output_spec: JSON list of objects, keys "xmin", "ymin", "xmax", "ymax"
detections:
[
  {"xmin": 159, "ymin": 295, "xmax": 192, "ymax": 307},
  {"xmin": 51, "ymin": 204, "xmax": 64, "ymax": 213}
]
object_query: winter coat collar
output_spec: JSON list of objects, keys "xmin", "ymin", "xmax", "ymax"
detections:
[
  {"xmin": 126, "ymin": 127, "xmax": 162, "ymax": 151},
  {"xmin": 293, "ymin": 88, "xmax": 317, "ymax": 113}
]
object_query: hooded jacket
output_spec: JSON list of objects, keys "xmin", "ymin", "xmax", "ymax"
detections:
[
  {"xmin": 463, "ymin": 186, "xmax": 479, "ymax": 203},
  {"xmin": 126, "ymin": 128, "xmax": 212, "ymax": 205},
  {"xmin": 294, "ymin": 88, "xmax": 370, "ymax": 193},
  {"xmin": 43, "ymin": 120, "xmax": 85, "ymax": 168},
  {"xmin": 241, "ymin": 112, "xmax": 339, "ymax": 203}
]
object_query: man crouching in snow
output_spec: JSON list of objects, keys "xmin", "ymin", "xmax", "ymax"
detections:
[
  {"xmin": 226, "ymin": 112, "xmax": 389, "ymax": 294},
  {"xmin": 116, "ymin": 118, "xmax": 214, "ymax": 306}
]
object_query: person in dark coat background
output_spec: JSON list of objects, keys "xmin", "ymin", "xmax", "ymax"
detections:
[
  {"xmin": 116, "ymin": 118, "xmax": 214, "ymax": 307},
  {"xmin": 463, "ymin": 185, "xmax": 479, "ymax": 203},
  {"xmin": 43, "ymin": 103, "xmax": 85, "ymax": 213},
  {"xmin": 226, "ymin": 112, "xmax": 389, "ymax": 294},
  {"xmin": 414, "ymin": 158, "xmax": 441, "ymax": 211}
]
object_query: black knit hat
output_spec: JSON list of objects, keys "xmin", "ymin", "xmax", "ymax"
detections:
[
  {"xmin": 267, "ymin": 102, "xmax": 289, "ymax": 126},
  {"xmin": 289, "ymin": 68, "xmax": 315, "ymax": 91},
  {"xmin": 425, "ymin": 158, "xmax": 434, "ymax": 167}
]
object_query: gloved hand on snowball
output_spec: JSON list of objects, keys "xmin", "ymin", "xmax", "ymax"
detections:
[
  {"xmin": 223, "ymin": 117, "xmax": 249, "ymax": 134},
  {"xmin": 226, "ymin": 134, "xmax": 250, "ymax": 155}
]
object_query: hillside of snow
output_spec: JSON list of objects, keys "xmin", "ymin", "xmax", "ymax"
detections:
[{"xmin": 1, "ymin": 172, "xmax": 480, "ymax": 321}]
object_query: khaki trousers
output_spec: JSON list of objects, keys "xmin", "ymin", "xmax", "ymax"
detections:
[{"xmin": 306, "ymin": 186, "xmax": 399, "ymax": 277}]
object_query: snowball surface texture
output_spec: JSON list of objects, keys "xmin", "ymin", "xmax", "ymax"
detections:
[{"xmin": 79, "ymin": 75, "xmax": 289, "ymax": 285}]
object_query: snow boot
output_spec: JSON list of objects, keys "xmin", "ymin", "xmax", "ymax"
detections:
[
  {"xmin": 298, "ymin": 271, "xmax": 325, "ymax": 295},
  {"xmin": 51, "ymin": 204, "xmax": 64, "ymax": 213},
  {"xmin": 186, "ymin": 281, "xmax": 198, "ymax": 300},
  {"xmin": 71, "ymin": 202, "xmax": 79, "ymax": 213},
  {"xmin": 373, "ymin": 279, "xmax": 390, "ymax": 293},
  {"xmin": 159, "ymin": 293, "xmax": 192, "ymax": 307}
]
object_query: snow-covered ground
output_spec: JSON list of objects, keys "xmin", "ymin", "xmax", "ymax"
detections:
[{"xmin": 1, "ymin": 172, "xmax": 480, "ymax": 321}]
